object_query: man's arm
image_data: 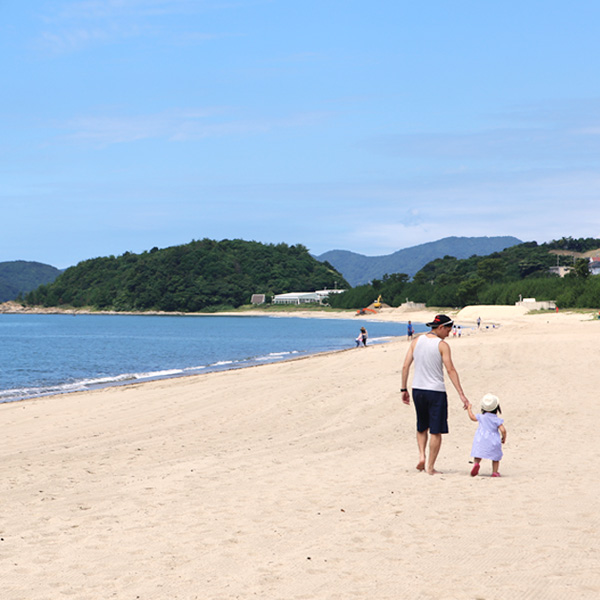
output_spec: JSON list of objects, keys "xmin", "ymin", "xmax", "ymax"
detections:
[
  {"xmin": 439, "ymin": 340, "xmax": 469, "ymax": 409},
  {"xmin": 401, "ymin": 339, "xmax": 416, "ymax": 405}
]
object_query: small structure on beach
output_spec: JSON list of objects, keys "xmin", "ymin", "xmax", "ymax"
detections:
[{"xmin": 515, "ymin": 298, "xmax": 556, "ymax": 310}]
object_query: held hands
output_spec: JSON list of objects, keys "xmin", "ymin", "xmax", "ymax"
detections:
[{"xmin": 402, "ymin": 390, "xmax": 471, "ymax": 410}]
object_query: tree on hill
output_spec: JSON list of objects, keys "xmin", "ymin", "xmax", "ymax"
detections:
[
  {"xmin": 25, "ymin": 239, "xmax": 349, "ymax": 312},
  {"xmin": 547, "ymin": 237, "xmax": 600, "ymax": 253}
]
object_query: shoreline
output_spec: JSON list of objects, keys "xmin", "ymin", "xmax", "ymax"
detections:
[
  {"xmin": 5, "ymin": 298, "xmax": 595, "ymax": 322},
  {"xmin": 2, "ymin": 301, "xmax": 594, "ymax": 407},
  {"xmin": 3, "ymin": 301, "xmax": 596, "ymax": 405},
  {"xmin": 0, "ymin": 299, "xmax": 451, "ymax": 326},
  {"xmin": 0, "ymin": 309, "xmax": 419, "ymax": 405},
  {"xmin": 3, "ymin": 344, "xmax": 359, "ymax": 407}
]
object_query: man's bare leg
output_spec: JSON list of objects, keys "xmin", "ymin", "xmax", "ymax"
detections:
[
  {"xmin": 416, "ymin": 430, "xmax": 428, "ymax": 471},
  {"xmin": 426, "ymin": 433, "xmax": 442, "ymax": 474}
]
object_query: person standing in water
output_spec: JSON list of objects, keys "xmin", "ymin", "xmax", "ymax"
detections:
[{"xmin": 355, "ymin": 327, "xmax": 368, "ymax": 347}]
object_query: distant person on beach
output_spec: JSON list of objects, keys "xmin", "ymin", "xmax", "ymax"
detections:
[
  {"xmin": 467, "ymin": 393, "xmax": 506, "ymax": 478},
  {"xmin": 401, "ymin": 314, "xmax": 470, "ymax": 475},
  {"xmin": 477, "ymin": 317, "xmax": 481, "ymax": 329},
  {"xmin": 356, "ymin": 327, "xmax": 368, "ymax": 347},
  {"xmin": 407, "ymin": 321, "xmax": 414, "ymax": 341}
]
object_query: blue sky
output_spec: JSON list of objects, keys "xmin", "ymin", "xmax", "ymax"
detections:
[{"xmin": 2, "ymin": 1, "xmax": 600, "ymax": 268}]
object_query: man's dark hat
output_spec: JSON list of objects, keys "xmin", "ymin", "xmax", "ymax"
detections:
[{"xmin": 426, "ymin": 314, "xmax": 454, "ymax": 328}]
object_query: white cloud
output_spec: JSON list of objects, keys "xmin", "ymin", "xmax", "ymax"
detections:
[
  {"xmin": 52, "ymin": 0, "xmax": 202, "ymax": 20},
  {"xmin": 573, "ymin": 127, "xmax": 600, "ymax": 136},
  {"xmin": 36, "ymin": 0, "xmax": 235, "ymax": 53},
  {"xmin": 38, "ymin": 25, "xmax": 141, "ymax": 53},
  {"xmin": 60, "ymin": 109, "xmax": 330, "ymax": 146},
  {"xmin": 364, "ymin": 98, "xmax": 600, "ymax": 167},
  {"xmin": 45, "ymin": 0, "xmax": 267, "ymax": 21},
  {"xmin": 366, "ymin": 127, "xmax": 600, "ymax": 163}
]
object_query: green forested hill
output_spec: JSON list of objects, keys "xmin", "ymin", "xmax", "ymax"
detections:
[
  {"xmin": 25, "ymin": 239, "xmax": 349, "ymax": 312},
  {"xmin": 0, "ymin": 261, "xmax": 62, "ymax": 302},
  {"xmin": 328, "ymin": 237, "xmax": 600, "ymax": 309}
]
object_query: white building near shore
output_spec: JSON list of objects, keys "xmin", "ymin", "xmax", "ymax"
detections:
[{"xmin": 272, "ymin": 289, "xmax": 345, "ymax": 305}]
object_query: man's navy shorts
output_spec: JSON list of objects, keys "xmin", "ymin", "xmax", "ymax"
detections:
[{"xmin": 412, "ymin": 388, "xmax": 449, "ymax": 434}]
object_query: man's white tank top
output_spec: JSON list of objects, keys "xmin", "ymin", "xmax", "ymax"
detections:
[{"xmin": 412, "ymin": 335, "xmax": 445, "ymax": 392}]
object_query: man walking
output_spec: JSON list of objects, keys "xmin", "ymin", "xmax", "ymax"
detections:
[{"xmin": 401, "ymin": 314, "xmax": 470, "ymax": 475}]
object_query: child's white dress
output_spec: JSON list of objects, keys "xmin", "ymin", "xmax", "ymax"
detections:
[{"xmin": 471, "ymin": 413, "xmax": 503, "ymax": 461}]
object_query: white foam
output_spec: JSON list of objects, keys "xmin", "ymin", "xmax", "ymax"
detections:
[{"xmin": 133, "ymin": 369, "xmax": 183, "ymax": 380}]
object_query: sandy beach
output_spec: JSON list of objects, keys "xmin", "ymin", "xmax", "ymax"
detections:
[{"xmin": 2, "ymin": 306, "xmax": 599, "ymax": 599}]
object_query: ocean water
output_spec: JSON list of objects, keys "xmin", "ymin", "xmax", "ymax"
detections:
[{"xmin": 0, "ymin": 313, "xmax": 425, "ymax": 403}]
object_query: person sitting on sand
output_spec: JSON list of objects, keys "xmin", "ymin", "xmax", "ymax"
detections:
[
  {"xmin": 468, "ymin": 393, "xmax": 506, "ymax": 477},
  {"xmin": 401, "ymin": 314, "xmax": 470, "ymax": 475}
]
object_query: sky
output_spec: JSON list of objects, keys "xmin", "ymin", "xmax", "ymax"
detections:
[{"xmin": 2, "ymin": 1, "xmax": 600, "ymax": 269}]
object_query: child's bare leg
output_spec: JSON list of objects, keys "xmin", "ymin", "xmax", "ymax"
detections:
[
  {"xmin": 492, "ymin": 460, "xmax": 500, "ymax": 475},
  {"xmin": 470, "ymin": 457, "xmax": 481, "ymax": 476}
]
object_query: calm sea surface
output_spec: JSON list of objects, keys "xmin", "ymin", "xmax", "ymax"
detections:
[{"xmin": 0, "ymin": 314, "xmax": 426, "ymax": 403}]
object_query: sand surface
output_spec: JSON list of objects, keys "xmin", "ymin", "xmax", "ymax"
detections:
[{"xmin": 2, "ymin": 306, "xmax": 599, "ymax": 599}]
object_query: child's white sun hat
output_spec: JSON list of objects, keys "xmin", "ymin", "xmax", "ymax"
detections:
[{"xmin": 481, "ymin": 393, "xmax": 499, "ymax": 412}]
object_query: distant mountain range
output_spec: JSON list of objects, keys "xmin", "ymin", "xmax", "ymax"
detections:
[
  {"xmin": 0, "ymin": 261, "xmax": 62, "ymax": 302},
  {"xmin": 316, "ymin": 236, "xmax": 522, "ymax": 286}
]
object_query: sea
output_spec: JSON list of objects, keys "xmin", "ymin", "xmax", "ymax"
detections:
[{"xmin": 0, "ymin": 313, "xmax": 426, "ymax": 404}]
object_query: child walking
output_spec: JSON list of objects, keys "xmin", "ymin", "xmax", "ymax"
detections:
[{"xmin": 468, "ymin": 393, "xmax": 507, "ymax": 477}]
